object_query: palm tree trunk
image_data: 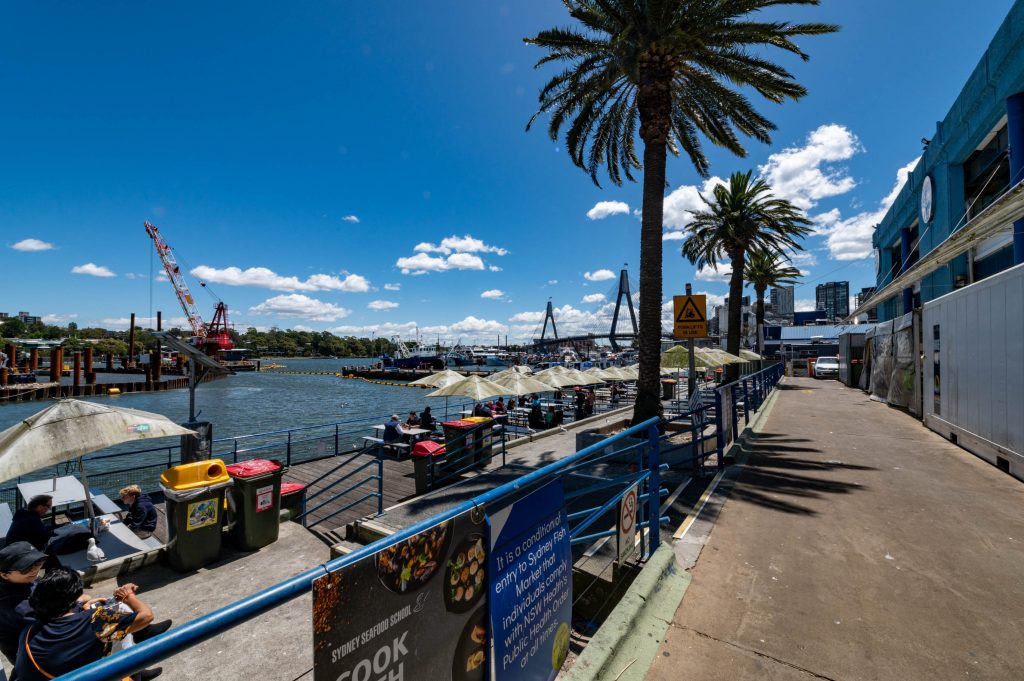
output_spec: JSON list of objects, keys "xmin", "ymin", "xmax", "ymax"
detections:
[
  {"xmin": 755, "ymin": 285, "xmax": 766, "ymax": 355},
  {"xmin": 726, "ymin": 251, "xmax": 745, "ymax": 383},
  {"xmin": 632, "ymin": 66, "xmax": 672, "ymax": 425}
]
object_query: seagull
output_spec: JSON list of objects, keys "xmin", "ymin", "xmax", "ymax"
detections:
[{"xmin": 86, "ymin": 537, "xmax": 106, "ymax": 563}]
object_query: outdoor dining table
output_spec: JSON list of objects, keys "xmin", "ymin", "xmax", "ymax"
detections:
[
  {"xmin": 17, "ymin": 475, "xmax": 88, "ymax": 508},
  {"xmin": 370, "ymin": 425, "xmax": 431, "ymax": 442},
  {"xmin": 59, "ymin": 513, "xmax": 163, "ymax": 574}
]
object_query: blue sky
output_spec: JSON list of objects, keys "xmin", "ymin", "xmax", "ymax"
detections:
[{"xmin": 1, "ymin": 1, "xmax": 1016, "ymax": 343}]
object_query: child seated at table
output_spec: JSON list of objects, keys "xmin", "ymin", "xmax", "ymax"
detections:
[{"xmin": 118, "ymin": 485, "xmax": 158, "ymax": 541}]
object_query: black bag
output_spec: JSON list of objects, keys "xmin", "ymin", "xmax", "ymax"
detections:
[{"xmin": 46, "ymin": 523, "xmax": 94, "ymax": 555}]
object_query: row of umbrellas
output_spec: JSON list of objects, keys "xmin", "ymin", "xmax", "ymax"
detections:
[
  {"xmin": 409, "ymin": 364, "xmax": 640, "ymax": 401},
  {"xmin": 660, "ymin": 346, "xmax": 761, "ymax": 372}
]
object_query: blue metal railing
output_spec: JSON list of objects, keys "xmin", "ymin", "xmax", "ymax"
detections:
[
  {"xmin": 63, "ymin": 367, "xmax": 787, "ymax": 681},
  {"xmin": 294, "ymin": 448, "xmax": 385, "ymax": 526}
]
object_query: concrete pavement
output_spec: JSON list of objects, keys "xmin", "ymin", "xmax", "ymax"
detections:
[{"xmin": 646, "ymin": 377, "xmax": 1024, "ymax": 681}]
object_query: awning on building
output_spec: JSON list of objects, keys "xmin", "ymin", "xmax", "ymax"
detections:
[{"xmin": 849, "ymin": 179, "xmax": 1024, "ymax": 319}]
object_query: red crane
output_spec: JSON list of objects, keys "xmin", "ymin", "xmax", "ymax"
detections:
[{"xmin": 144, "ymin": 221, "xmax": 234, "ymax": 356}]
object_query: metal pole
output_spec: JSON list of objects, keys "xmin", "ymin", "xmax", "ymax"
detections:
[
  {"xmin": 646, "ymin": 424, "xmax": 661, "ymax": 557},
  {"xmin": 686, "ymin": 283, "xmax": 696, "ymax": 398}
]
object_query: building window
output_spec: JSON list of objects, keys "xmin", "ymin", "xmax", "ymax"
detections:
[{"xmin": 964, "ymin": 125, "xmax": 1009, "ymax": 220}]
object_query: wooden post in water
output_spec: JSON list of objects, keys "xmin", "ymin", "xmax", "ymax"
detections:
[
  {"xmin": 144, "ymin": 362, "xmax": 153, "ymax": 391},
  {"xmin": 72, "ymin": 352, "xmax": 82, "ymax": 396},
  {"xmin": 84, "ymin": 347, "xmax": 95, "ymax": 385},
  {"xmin": 105, "ymin": 353, "xmax": 113, "ymax": 371},
  {"xmin": 3, "ymin": 344, "xmax": 15, "ymax": 372},
  {"xmin": 128, "ymin": 313, "xmax": 137, "ymax": 367},
  {"xmin": 29, "ymin": 348, "xmax": 39, "ymax": 370},
  {"xmin": 0, "ymin": 367, "xmax": 8, "ymax": 387},
  {"xmin": 176, "ymin": 353, "xmax": 185, "ymax": 374}
]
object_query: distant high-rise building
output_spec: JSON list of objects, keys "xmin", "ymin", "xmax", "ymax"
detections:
[
  {"xmin": 770, "ymin": 286, "xmax": 795, "ymax": 316},
  {"xmin": 855, "ymin": 287, "xmax": 878, "ymax": 322},
  {"xmin": 815, "ymin": 281, "xmax": 850, "ymax": 321}
]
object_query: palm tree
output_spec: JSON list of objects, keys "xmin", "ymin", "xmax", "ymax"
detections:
[
  {"xmin": 743, "ymin": 250, "xmax": 803, "ymax": 354},
  {"xmin": 682, "ymin": 171, "xmax": 812, "ymax": 379},
  {"xmin": 526, "ymin": 1, "xmax": 836, "ymax": 423}
]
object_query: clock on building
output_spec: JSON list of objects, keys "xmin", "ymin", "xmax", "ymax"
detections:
[{"xmin": 920, "ymin": 175, "xmax": 935, "ymax": 224}]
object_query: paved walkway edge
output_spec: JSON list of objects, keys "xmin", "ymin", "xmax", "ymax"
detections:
[{"xmin": 564, "ymin": 383, "xmax": 785, "ymax": 681}]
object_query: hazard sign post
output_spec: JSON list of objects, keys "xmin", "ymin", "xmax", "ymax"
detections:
[{"xmin": 674, "ymin": 284, "xmax": 707, "ymax": 396}]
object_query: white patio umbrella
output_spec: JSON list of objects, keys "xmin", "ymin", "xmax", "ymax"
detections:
[
  {"xmin": 738, "ymin": 349, "xmax": 762, "ymax": 360},
  {"xmin": 491, "ymin": 373, "xmax": 557, "ymax": 397},
  {"xmin": 0, "ymin": 400, "xmax": 196, "ymax": 526},
  {"xmin": 584, "ymin": 367, "xmax": 615, "ymax": 381},
  {"xmin": 407, "ymin": 369, "xmax": 466, "ymax": 388},
  {"xmin": 560, "ymin": 368, "xmax": 605, "ymax": 386},
  {"xmin": 426, "ymin": 375, "xmax": 510, "ymax": 401},
  {"xmin": 511, "ymin": 365, "xmax": 533, "ymax": 374},
  {"xmin": 533, "ymin": 371, "xmax": 580, "ymax": 389}
]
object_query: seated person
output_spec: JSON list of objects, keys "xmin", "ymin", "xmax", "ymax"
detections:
[
  {"xmin": 527, "ymin": 406, "xmax": 545, "ymax": 430},
  {"xmin": 382, "ymin": 415, "xmax": 406, "ymax": 443},
  {"xmin": 530, "ymin": 394, "xmax": 541, "ymax": 409},
  {"xmin": 16, "ymin": 569, "xmax": 163, "ymax": 681},
  {"xmin": 0, "ymin": 542, "xmax": 47, "ymax": 666},
  {"xmin": 552, "ymin": 408, "xmax": 565, "ymax": 427},
  {"xmin": 118, "ymin": 485, "xmax": 158, "ymax": 540},
  {"xmin": 493, "ymin": 398, "xmax": 506, "ymax": 414},
  {"xmin": 479, "ymin": 402, "xmax": 494, "ymax": 418},
  {"xmin": 506, "ymin": 398, "xmax": 517, "ymax": 412},
  {"xmin": 6, "ymin": 495, "xmax": 54, "ymax": 552},
  {"xmin": 405, "ymin": 411, "xmax": 420, "ymax": 427},
  {"xmin": 419, "ymin": 406, "xmax": 436, "ymax": 432},
  {"xmin": 544, "ymin": 406, "xmax": 556, "ymax": 428}
]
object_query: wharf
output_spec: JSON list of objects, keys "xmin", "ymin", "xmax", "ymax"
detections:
[{"xmin": 643, "ymin": 377, "xmax": 1024, "ymax": 681}]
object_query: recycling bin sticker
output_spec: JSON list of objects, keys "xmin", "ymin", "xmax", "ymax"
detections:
[
  {"xmin": 257, "ymin": 485, "xmax": 274, "ymax": 512},
  {"xmin": 187, "ymin": 499, "xmax": 218, "ymax": 531}
]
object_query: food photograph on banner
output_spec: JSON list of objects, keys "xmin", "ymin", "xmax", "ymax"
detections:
[
  {"xmin": 312, "ymin": 507, "xmax": 489, "ymax": 681},
  {"xmin": 487, "ymin": 480, "xmax": 573, "ymax": 681}
]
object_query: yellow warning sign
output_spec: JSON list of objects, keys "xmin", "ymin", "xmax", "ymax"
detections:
[{"xmin": 673, "ymin": 295, "xmax": 707, "ymax": 338}]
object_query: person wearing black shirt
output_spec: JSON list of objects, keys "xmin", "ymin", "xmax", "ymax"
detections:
[
  {"xmin": 118, "ymin": 485, "xmax": 158, "ymax": 540},
  {"xmin": 419, "ymin": 406, "xmax": 436, "ymax": 432},
  {"xmin": 0, "ymin": 542, "xmax": 47, "ymax": 666},
  {"xmin": 5, "ymin": 496, "xmax": 54, "ymax": 552}
]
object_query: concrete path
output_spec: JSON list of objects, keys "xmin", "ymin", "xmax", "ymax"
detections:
[{"xmin": 646, "ymin": 377, "xmax": 1024, "ymax": 681}]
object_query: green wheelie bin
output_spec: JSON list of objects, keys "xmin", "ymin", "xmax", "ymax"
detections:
[
  {"xmin": 226, "ymin": 459, "xmax": 285, "ymax": 550},
  {"xmin": 160, "ymin": 459, "xmax": 233, "ymax": 572}
]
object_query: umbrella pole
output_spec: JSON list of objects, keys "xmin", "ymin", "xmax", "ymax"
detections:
[{"xmin": 78, "ymin": 456, "xmax": 97, "ymax": 532}]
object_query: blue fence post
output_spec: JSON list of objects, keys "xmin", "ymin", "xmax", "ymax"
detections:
[
  {"xmin": 647, "ymin": 424, "xmax": 661, "ymax": 557},
  {"xmin": 334, "ymin": 424, "xmax": 339, "ymax": 457},
  {"xmin": 287, "ymin": 431, "xmax": 292, "ymax": 467},
  {"xmin": 742, "ymin": 380, "xmax": 750, "ymax": 425},
  {"xmin": 731, "ymin": 384, "xmax": 739, "ymax": 439},
  {"xmin": 377, "ymin": 451, "xmax": 384, "ymax": 516},
  {"xmin": 232, "ymin": 440, "xmax": 238, "ymax": 464},
  {"xmin": 714, "ymin": 389, "xmax": 724, "ymax": 468}
]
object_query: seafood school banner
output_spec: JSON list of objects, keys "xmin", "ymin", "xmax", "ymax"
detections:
[
  {"xmin": 488, "ymin": 480, "xmax": 572, "ymax": 681},
  {"xmin": 313, "ymin": 508, "xmax": 488, "ymax": 681}
]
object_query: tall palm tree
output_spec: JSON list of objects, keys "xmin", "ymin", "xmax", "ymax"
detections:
[
  {"xmin": 526, "ymin": 1, "xmax": 836, "ymax": 423},
  {"xmin": 682, "ymin": 171, "xmax": 812, "ymax": 379},
  {"xmin": 743, "ymin": 250, "xmax": 803, "ymax": 354}
]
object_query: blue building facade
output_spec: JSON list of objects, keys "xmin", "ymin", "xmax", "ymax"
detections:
[{"xmin": 872, "ymin": 1, "xmax": 1024, "ymax": 321}]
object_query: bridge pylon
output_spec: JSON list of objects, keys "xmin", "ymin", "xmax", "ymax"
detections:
[
  {"xmin": 609, "ymin": 268, "xmax": 638, "ymax": 351},
  {"xmin": 540, "ymin": 300, "xmax": 558, "ymax": 342}
]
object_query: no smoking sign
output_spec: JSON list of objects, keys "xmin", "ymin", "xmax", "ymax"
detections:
[{"xmin": 617, "ymin": 483, "xmax": 639, "ymax": 562}]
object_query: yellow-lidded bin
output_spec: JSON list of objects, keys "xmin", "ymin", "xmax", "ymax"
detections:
[
  {"xmin": 160, "ymin": 458, "xmax": 233, "ymax": 572},
  {"xmin": 462, "ymin": 416, "xmax": 494, "ymax": 463}
]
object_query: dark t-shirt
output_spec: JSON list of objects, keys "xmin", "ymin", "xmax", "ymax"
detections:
[
  {"xmin": 15, "ymin": 601, "xmax": 136, "ymax": 681},
  {"xmin": 5, "ymin": 510, "xmax": 53, "ymax": 552},
  {"xmin": 126, "ymin": 494, "xmax": 158, "ymax": 533},
  {"xmin": 0, "ymin": 580, "xmax": 33, "ymax": 664}
]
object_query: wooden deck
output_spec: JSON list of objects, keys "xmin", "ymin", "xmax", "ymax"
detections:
[{"xmin": 284, "ymin": 451, "xmax": 419, "ymax": 531}]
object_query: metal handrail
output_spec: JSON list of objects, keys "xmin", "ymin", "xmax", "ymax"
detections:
[{"xmin": 63, "ymin": 417, "xmax": 662, "ymax": 681}]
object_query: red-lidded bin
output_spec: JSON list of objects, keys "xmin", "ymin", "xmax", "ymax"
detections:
[
  {"xmin": 411, "ymin": 441, "xmax": 446, "ymax": 495},
  {"xmin": 226, "ymin": 459, "xmax": 284, "ymax": 550},
  {"xmin": 280, "ymin": 481, "xmax": 307, "ymax": 522}
]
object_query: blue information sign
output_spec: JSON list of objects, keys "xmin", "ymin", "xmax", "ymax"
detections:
[{"xmin": 488, "ymin": 481, "xmax": 572, "ymax": 681}]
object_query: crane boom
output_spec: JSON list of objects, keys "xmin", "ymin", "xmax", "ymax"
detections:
[{"xmin": 144, "ymin": 221, "xmax": 206, "ymax": 338}]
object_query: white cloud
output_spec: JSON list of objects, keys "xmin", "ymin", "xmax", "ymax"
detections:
[
  {"xmin": 510, "ymin": 311, "xmax": 544, "ymax": 323},
  {"xmin": 123, "ymin": 273, "xmax": 147, "ymax": 280},
  {"xmin": 480, "ymin": 289, "xmax": 505, "ymax": 299},
  {"xmin": 547, "ymin": 280, "xmax": 558, "ymax": 285},
  {"xmin": 450, "ymin": 316, "xmax": 507, "ymax": 334},
  {"xmin": 190, "ymin": 265, "xmax": 370, "ymax": 293},
  {"xmin": 95, "ymin": 316, "xmax": 189, "ymax": 330},
  {"xmin": 489, "ymin": 265, "xmax": 503, "ymax": 272},
  {"xmin": 368, "ymin": 300, "xmax": 399, "ymax": 310},
  {"xmin": 396, "ymin": 251, "xmax": 485, "ymax": 275},
  {"xmin": 584, "ymin": 269, "xmax": 615, "ymax": 282},
  {"xmin": 662, "ymin": 177, "xmax": 727, "ymax": 230},
  {"xmin": 11, "ymin": 238, "xmax": 55, "ymax": 252},
  {"xmin": 815, "ymin": 157, "xmax": 919, "ymax": 261},
  {"xmin": 662, "ymin": 231, "xmax": 687, "ymax": 241},
  {"xmin": 586, "ymin": 200, "xmax": 630, "ymax": 220},
  {"xmin": 581, "ymin": 293, "xmax": 606, "ymax": 304},
  {"xmin": 41, "ymin": 313, "xmax": 78, "ymax": 325},
  {"xmin": 248, "ymin": 294, "xmax": 352, "ymax": 322},
  {"xmin": 412, "ymin": 235, "xmax": 508, "ymax": 256},
  {"xmin": 71, "ymin": 263, "xmax": 115, "ymax": 277},
  {"xmin": 342, "ymin": 215, "xmax": 360, "ymax": 223},
  {"xmin": 698, "ymin": 291, "xmax": 727, "ymax": 308},
  {"xmin": 383, "ymin": 283, "xmax": 401, "ymax": 291},
  {"xmin": 695, "ymin": 263, "xmax": 732, "ymax": 283},
  {"xmin": 795, "ymin": 299, "xmax": 817, "ymax": 312},
  {"xmin": 758, "ymin": 124, "xmax": 861, "ymax": 211}
]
